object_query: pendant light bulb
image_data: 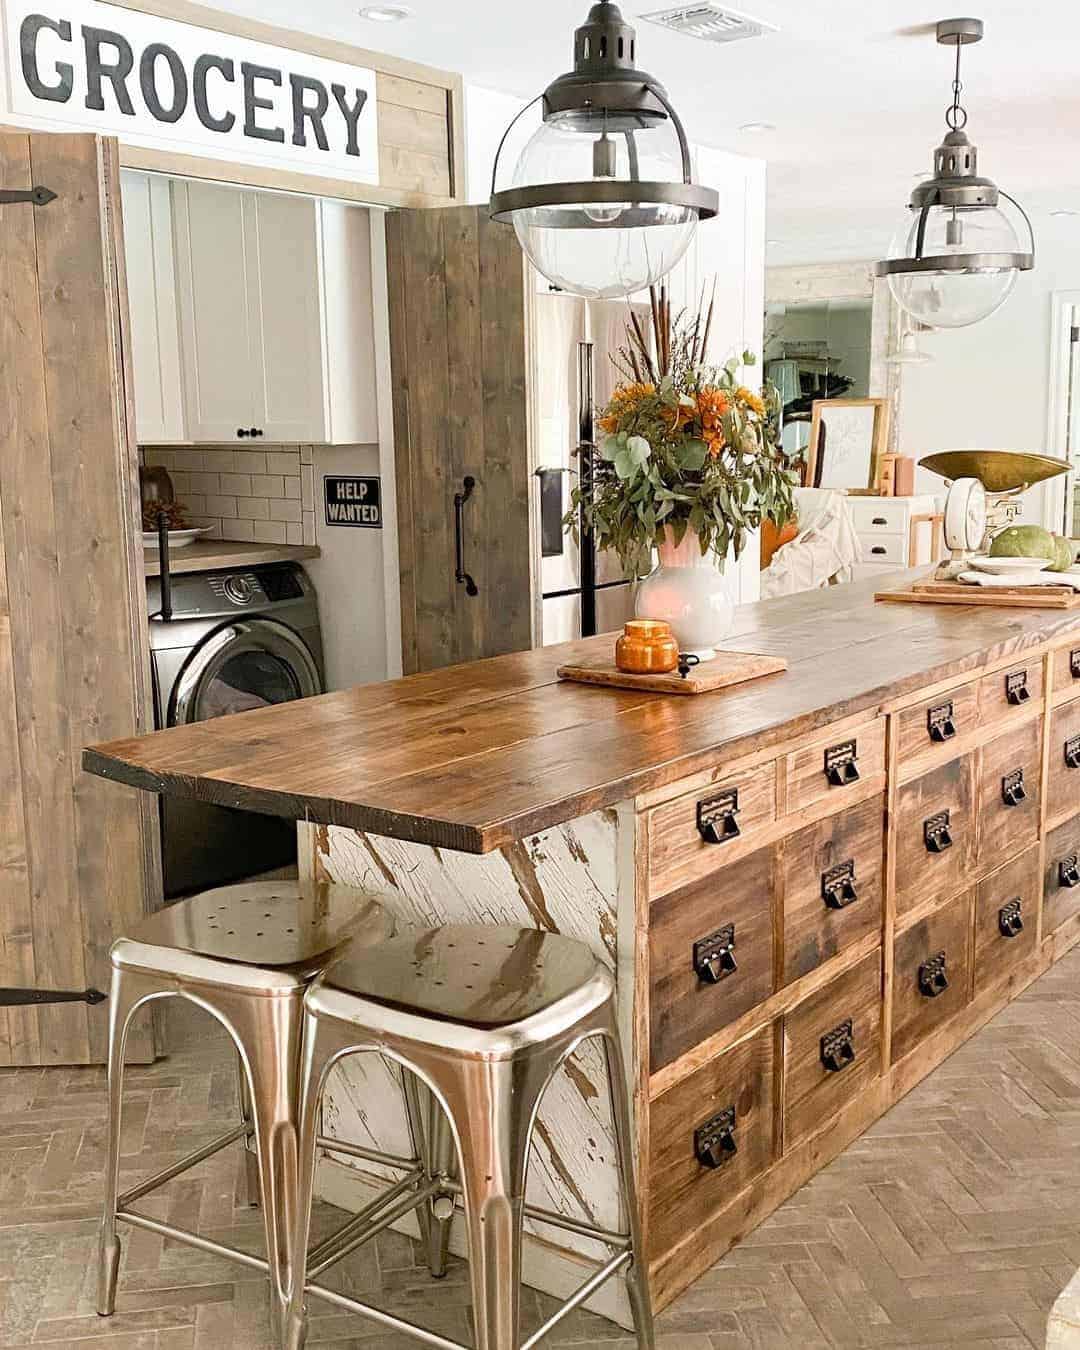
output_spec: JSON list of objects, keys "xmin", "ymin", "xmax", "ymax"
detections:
[
  {"xmin": 875, "ymin": 18, "xmax": 1034, "ymax": 329},
  {"xmin": 583, "ymin": 132, "xmax": 627, "ymax": 224}
]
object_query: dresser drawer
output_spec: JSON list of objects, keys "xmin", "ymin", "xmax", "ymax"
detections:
[
  {"xmin": 783, "ymin": 949, "xmax": 881, "ymax": 1152},
  {"xmin": 976, "ymin": 720, "xmax": 1041, "ymax": 876},
  {"xmin": 849, "ymin": 499, "xmax": 912, "ymax": 534},
  {"xmin": 648, "ymin": 1024, "xmax": 776, "ymax": 1261},
  {"xmin": 895, "ymin": 681, "xmax": 979, "ymax": 766},
  {"xmin": 974, "ymin": 846, "xmax": 1040, "ymax": 994},
  {"xmin": 649, "ymin": 845, "xmax": 776, "ymax": 1072},
  {"xmin": 1052, "ymin": 642, "xmax": 1080, "ymax": 702},
  {"xmin": 894, "ymin": 753, "xmax": 976, "ymax": 919},
  {"xmin": 1047, "ymin": 701, "xmax": 1080, "ymax": 825},
  {"xmin": 891, "ymin": 888, "xmax": 973, "ymax": 1063},
  {"xmin": 859, "ymin": 534, "xmax": 907, "ymax": 567},
  {"xmin": 647, "ymin": 761, "xmax": 777, "ymax": 899},
  {"xmin": 978, "ymin": 658, "xmax": 1043, "ymax": 727},
  {"xmin": 784, "ymin": 719, "xmax": 885, "ymax": 817},
  {"xmin": 1044, "ymin": 817, "xmax": 1080, "ymax": 937},
  {"xmin": 780, "ymin": 793, "xmax": 884, "ymax": 987}
]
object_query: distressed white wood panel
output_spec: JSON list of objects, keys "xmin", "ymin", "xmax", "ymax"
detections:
[{"xmin": 314, "ymin": 809, "xmax": 625, "ymax": 1256}]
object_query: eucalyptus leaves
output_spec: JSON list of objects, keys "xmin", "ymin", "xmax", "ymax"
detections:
[{"xmin": 566, "ymin": 284, "xmax": 797, "ymax": 577}]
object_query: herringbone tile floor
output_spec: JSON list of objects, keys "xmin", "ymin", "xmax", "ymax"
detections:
[{"xmin": 4, "ymin": 950, "xmax": 1080, "ymax": 1350}]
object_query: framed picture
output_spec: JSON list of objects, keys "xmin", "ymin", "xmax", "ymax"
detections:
[{"xmin": 807, "ymin": 398, "xmax": 891, "ymax": 494}]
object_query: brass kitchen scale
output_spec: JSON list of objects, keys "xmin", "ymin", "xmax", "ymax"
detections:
[{"xmin": 876, "ymin": 449, "xmax": 1080, "ymax": 609}]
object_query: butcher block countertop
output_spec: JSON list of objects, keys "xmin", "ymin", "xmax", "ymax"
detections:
[
  {"xmin": 83, "ymin": 570, "xmax": 1080, "ymax": 853},
  {"xmin": 143, "ymin": 540, "xmax": 320, "ymax": 577}
]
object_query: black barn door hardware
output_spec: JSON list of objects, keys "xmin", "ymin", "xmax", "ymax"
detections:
[
  {"xmin": 0, "ymin": 186, "xmax": 56, "ymax": 206},
  {"xmin": 696, "ymin": 788, "xmax": 740, "ymax": 845},
  {"xmin": 693, "ymin": 924, "xmax": 737, "ymax": 984},
  {"xmin": 694, "ymin": 1106, "xmax": 737, "ymax": 1169},
  {"xmin": 453, "ymin": 475, "xmax": 479, "ymax": 597},
  {"xmin": 1, "ymin": 987, "xmax": 105, "ymax": 1007},
  {"xmin": 824, "ymin": 740, "xmax": 859, "ymax": 787},
  {"xmin": 918, "ymin": 951, "xmax": 949, "ymax": 998}
]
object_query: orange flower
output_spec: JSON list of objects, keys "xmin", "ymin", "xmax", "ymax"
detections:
[
  {"xmin": 696, "ymin": 386, "xmax": 731, "ymax": 457},
  {"xmin": 599, "ymin": 381, "xmax": 655, "ymax": 434},
  {"xmin": 735, "ymin": 385, "xmax": 766, "ymax": 416}
]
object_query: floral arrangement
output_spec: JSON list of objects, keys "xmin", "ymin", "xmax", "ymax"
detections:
[{"xmin": 567, "ymin": 282, "xmax": 796, "ymax": 576}]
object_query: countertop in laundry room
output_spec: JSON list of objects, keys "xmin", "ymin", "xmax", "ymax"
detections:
[{"xmin": 142, "ymin": 540, "xmax": 321, "ymax": 577}]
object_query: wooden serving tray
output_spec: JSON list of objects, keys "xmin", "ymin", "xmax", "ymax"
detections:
[
  {"xmin": 557, "ymin": 650, "xmax": 787, "ymax": 695},
  {"xmin": 877, "ymin": 579, "xmax": 1080, "ymax": 610}
]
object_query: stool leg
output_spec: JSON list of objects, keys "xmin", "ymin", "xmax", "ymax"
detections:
[
  {"xmin": 433, "ymin": 1055, "xmax": 547, "ymax": 1350},
  {"xmin": 226, "ymin": 991, "xmax": 303, "ymax": 1338},
  {"xmin": 600, "ymin": 1022, "xmax": 655, "ymax": 1350},
  {"xmin": 400, "ymin": 1070, "xmax": 433, "ymax": 1259},
  {"xmin": 425, "ymin": 1091, "xmax": 456, "ymax": 1278},
  {"xmin": 96, "ymin": 968, "xmax": 144, "ymax": 1317},
  {"xmin": 236, "ymin": 1047, "xmax": 260, "ymax": 1208}
]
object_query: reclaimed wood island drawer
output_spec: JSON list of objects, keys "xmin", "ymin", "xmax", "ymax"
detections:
[
  {"xmin": 977, "ymin": 720, "xmax": 1041, "ymax": 875},
  {"xmin": 896, "ymin": 681, "xmax": 979, "ymax": 767},
  {"xmin": 974, "ymin": 846, "xmax": 1040, "ymax": 993},
  {"xmin": 780, "ymin": 793, "xmax": 884, "ymax": 986},
  {"xmin": 978, "ymin": 658, "xmax": 1043, "ymax": 726},
  {"xmin": 1044, "ymin": 817, "xmax": 1080, "ymax": 936},
  {"xmin": 649, "ymin": 846, "xmax": 776, "ymax": 1071},
  {"xmin": 894, "ymin": 753, "xmax": 976, "ymax": 918},
  {"xmin": 1047, "ymin": 701, "xmax": 1080, "ymax": 826},
  {"xmin": 783, "ymin": 949, "xmax": 882, "ymax": 1151},
  {"xmin": 648, "ymin": 1024, "xmax": 776, "ymax": 1261},
  {"xmin": 783, "ymin": 718, "xmax": 885, "ymax": 815},
  {"xmin": 1052, "ymin": 642, "xmax": 1080, "ymax": 702},
  {"xmin": 891, "ymin": 888, "xmax": 973, "ymax": 1063}
]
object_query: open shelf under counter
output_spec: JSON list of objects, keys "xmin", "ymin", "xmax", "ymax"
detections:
[{"xmin": 142, "ymin": 540, "xmax": 320, "ymax": 577}]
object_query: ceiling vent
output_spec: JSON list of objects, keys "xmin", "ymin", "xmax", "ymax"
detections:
[{"xmin": 638, "ymin": 3, "xmax": 776, "ymax": 44}]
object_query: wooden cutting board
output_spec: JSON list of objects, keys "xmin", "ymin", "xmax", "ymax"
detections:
[
  {"xmin": 557, "ymin": 650, "xmax": 788, "ymax": 695},
  {"xmin": 877, "ymin": 579, "xmax": 1080, "ymax": 610}
]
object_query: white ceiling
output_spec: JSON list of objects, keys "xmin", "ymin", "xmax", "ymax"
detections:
[{"xmin": 211, "ymin": 0, "xmax": 1080, "ymax": 264}]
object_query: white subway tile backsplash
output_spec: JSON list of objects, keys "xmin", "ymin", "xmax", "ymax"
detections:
[
  {"xmin": 266, "ymin": 451, "xmax": 300, "ymax": 475},
  {"xmin": 172, "ymin": 449, "xmax": 208, "ymax": 472},
  {"xmin": 189, "ymin": 471, "xmax": 221, "ymax": 494},
  {"xmin": 237, "ymin": 497, "xmax": 270, "ymax": 520},
  {"xmin": 252, "ymin": 519, "xmax": 287, "ymax": 544},
  {"xmin": 232, "ymin": 450, "xmax": 268, "ymax": 475},
  {"xmin": 283, "ymin": 476, "xmax": 301, "ymax": 500},
  {"xmin": 300, "ymin": 465, "xmax": 314, "ymax": 509},
  {"xmin": 183, "ymin": 494, "xmax": 207, "ymax": 516},
  {"xmin": 204, "ymin": 494, "xmax": 238, "ymax": 518},
  {"xmin": 222, "ymin": 518, "xmax": 256, "ymax": 542},
  {"xmin": 302, "ymin": 509, "xmax": 316, "ymax": 545},
  {"xmin": 270, "ymin": 498, "xmax": 302, "ymax": 523},
  {"xmin": 170, "ymin": 471, "xmax": 193, "ymax": 495},
  {"xmin": 299, "ymin": 445, "xmax": 313, "ymax": 465},
  {"xmin": 220, "ymin": 473, "xmax": 253, "ymax": 497},
  {"xmin": 251, "ymin": 474, "xmax": 285, "ymax": 497},
  {"xmin": 286, "ymin": 523, "xmax": 304, "ymax": 545}
]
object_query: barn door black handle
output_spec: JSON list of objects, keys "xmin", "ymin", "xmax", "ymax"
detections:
[
  {"xmin": 454, "ymin": 476, "xmax": 479, "ymax": 597},
  {"xmin": 0, "ymin": 987, "xmax": 106, "ymax": 1006}
]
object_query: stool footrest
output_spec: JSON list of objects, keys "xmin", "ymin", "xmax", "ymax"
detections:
[
  {"xmin": 304, "ymin": 1278, "xmax": 470, "ymax": 1350},
  {"xmin": 522, "ymin": 1249, "xmax": 632, "ymax": 1350},
  {"xmin": 116, "ymin": 1209, "xmax": 270, "ymax": 1274},
  {"xmin": 117, "ymin": 1124, "xmax": 251, "ymax": 1208},
  {"xmin": 316, "ymin": 1133, "xmax": 419, "ymax": 1174},
  {"xmin": 307, "ymin": 1169, "xmax": 428, "ymax": 1276}
]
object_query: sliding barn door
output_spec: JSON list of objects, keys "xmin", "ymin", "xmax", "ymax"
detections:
[
  {"xmin": 0, "ymin": 132, "xmax": 158, "ymax": 1065},
  {"xmin": 386, "ymin": 205, "xmax": 534, "ymax": 673}
]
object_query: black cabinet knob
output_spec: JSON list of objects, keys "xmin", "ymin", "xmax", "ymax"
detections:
[{"xmin": 236, "ymin": 427, "xmax": 249, "ymax": 438}]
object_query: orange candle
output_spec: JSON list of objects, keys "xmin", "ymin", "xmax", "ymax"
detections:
[{"xmin": 615, "ymin": 619, "xmax": 680, "ymax": 675}]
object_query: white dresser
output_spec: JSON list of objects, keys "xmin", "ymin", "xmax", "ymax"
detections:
[{"xmin": 849, "ymin": 494, "xmax": 944, "ymax": 580}]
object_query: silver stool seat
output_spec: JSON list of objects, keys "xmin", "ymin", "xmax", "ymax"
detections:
[
  {"xmin": 284, "ymin": 923, "xmax": 655, "ymax": 1350},
  {"xmin": 96, "ymin": 879, "xmax": 395, "ymax": 1333}
]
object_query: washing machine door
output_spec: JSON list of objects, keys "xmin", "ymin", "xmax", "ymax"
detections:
[{"xmin": 170, "ymin": 618, "xmax": 321, "ymax": 726}]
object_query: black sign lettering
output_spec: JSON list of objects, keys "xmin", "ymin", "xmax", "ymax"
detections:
[
  {"xmin": 192, "ymin": 53, "xmax": 235, "ymax": 133},
  {"xmin": 241, "ymin": 61, "xmax": 284, "ymax": 143},
  {"xmin": 139, "ymin": 42, "xmax": 187, "ymax": 124},
  {"xmin": 331, "ymin": 84, "xmax": 368, "ymax": 158},
  {"xmin": 20, "ymin": 13, "xmax": 73, "ymax": 103},
  {"xmin": 289, "ymin": 73, "xmax": 329, "ymax": 150},
  {"xmin": 83, "ymin": 24, "xmax": 135, "ymax": 115},
  {"xmin": 324, "ymin": 476, "xmax": 381, "ymax": 528}
]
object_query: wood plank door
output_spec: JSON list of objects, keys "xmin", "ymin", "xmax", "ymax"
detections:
[
  {"xmin": 0, "ymin": 131, "xmax": 158, "ymax": 1065},
  {"xmin": 386, "ymin": 205, "xmax": 534, "ymax": 674}
]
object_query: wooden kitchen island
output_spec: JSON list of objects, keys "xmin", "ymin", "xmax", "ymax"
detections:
[{"xmin": 84, "ymin": 571, "xmax": 1080, "ymax": 1325}]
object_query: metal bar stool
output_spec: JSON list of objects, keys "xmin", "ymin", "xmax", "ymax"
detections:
[
  {"xmin": 283, "ymin": 923, "xmax": 655, "ymax": 1350},
  {"xmin": 95, "ymin": 879, "xmax": 436, "ymax": 1335}
]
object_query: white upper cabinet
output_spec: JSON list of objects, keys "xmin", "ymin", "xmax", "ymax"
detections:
[
  {"xmin": 120, "ymin": 170, "xmax": 186, "ymax": 444},
  {"xmin": 166, "ymin": 179, "xmax": 377, "ymax": 445}
]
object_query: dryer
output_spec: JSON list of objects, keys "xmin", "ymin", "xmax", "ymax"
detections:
[{"xmin": 148, "ymin": 562, "xmax": 324, "ymax": 898}]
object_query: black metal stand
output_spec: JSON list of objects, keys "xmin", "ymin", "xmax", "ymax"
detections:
[{"xmin": 578, "ymin": 342, "xmax": 598, "ymax": 638}]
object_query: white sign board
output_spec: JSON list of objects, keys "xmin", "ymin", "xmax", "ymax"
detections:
[{"xmin": 0, "ymin": 0, "xmax": 380, "ymax": 182}]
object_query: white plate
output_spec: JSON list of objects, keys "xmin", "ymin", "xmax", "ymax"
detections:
[
  {"xmin": 968, "ymin": 556, "xmax": 1052, "ymax": 575},
  {"xmin": 143, "ymin": 527, "xmax": 207, "ymax": 550}
]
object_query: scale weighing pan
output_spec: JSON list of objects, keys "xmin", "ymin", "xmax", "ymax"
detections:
[{"xmin": 919, "ymin": 449, "xmax": 1070, "ymax": 493}]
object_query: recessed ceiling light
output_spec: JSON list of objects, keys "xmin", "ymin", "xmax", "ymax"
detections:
[
  {"xmin": 1051, "ymin": 209, "xmax": 1080, "ymax": 218},
  {"xmin": 738, "ymin": 121, "xmax": 776, "ymax": 134},
  {"xmin": 358, "ymin": 4, "xmax": 411, "ymax": 20}
]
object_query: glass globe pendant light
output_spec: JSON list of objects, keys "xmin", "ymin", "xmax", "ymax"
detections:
[
  {"xmin": 875, "ymin": 18, "xmax": 1034, "ymax": 330},
  {"xmin": 489, "ymin": 1, "xmax": 719, "ymax": 300}
]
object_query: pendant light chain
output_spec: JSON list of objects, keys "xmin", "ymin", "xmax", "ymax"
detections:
[{"xmin": 945, "ymin": 40, "xmax": 968, "ymax": 132}]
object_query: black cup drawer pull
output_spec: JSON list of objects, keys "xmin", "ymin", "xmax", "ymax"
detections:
[
  {"xmin": 820, "ymin": 1018, "xmax": 856, "ymax": 1073},
  {"xmin": 1001, "ymin": 768, "xmax": 1027, "ymax": 808},
  {"xmin": 1071, "ymin": 649, "xmax": 1080, "ymax": 680},
  {"xmin": 923, "ymin": 810, "xmax": 953, "ymax": 854},
  {"xmin": 695, "ymin": 1106, "xmax": 737, "ymax": 1169},
  {"xmin": 1005, "ymin": 670, "xmax": 1030, "ymax": 706},
  {"xmin": 821, "ymin": 859, "xmax": 858, "ymax": 909},
  {"xmin": 918, "ymin": 951, "xmax": 949, "ymax": 998},
  {"xmin": 1060, "ymin": 853, "xmax": 1080, "ymax": 889},
  {"xmin": 697, "ymin": 788, "xmax": 740, "ymax": 845},
  {"xmin": 998, "ymin": 898, "xmax": 1024, "ymax": 938},
  {"xmin": 1065, "ymin": 736, "xmax": 1080, "ymax": 771},
  {"xmin": 870, "ymin": 546, "xmax": 887, "ymax": 556},
  {"xmin": 871, "ymin": 515, "xmax": 888, "ymax": 525},
  {"xmin": 927, "ymin": 700, "xmax": 956, "ymax": 743},
  {"xmin": 824, "ymin": 739, "xmax": 859, "ymax": 787},
  {"xmin": 693, "ymin": 924, "xmax": 737, "ymax": 984}
]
